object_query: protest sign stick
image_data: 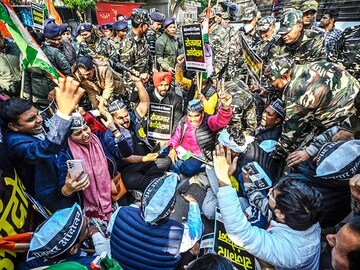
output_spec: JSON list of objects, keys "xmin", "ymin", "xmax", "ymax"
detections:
[{"xmin": 198, "ymin": 72, "xmax": 203, "ymax": 95}]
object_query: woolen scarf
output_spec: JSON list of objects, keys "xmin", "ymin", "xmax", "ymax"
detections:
[{"xmin": 68, "ymin": 133, "xmax": 112, "ymax": 221}]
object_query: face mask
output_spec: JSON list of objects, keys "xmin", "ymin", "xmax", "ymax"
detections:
[{"xmin": 244, "ymin": 23, "xmax": 254, "ymax": 34}]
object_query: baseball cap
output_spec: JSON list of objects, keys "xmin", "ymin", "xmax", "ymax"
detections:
[
  {"xmin": 301, "ymin": 1, "xmax": 319, "ymax": 13},
  {"xmin": 278, "ymin": 10, "xmax": 303, "ymax": 35},
  {"xmin": 257, "ymin": 16, "xmax": 276, "ymax": 32}
]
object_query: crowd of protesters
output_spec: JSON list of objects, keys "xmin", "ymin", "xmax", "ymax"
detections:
[{"xmin": 1, "ymin": 0, "xmax": 360, "ymax": 269}]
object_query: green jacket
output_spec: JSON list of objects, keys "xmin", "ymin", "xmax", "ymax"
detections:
[{"xmin": 155, "ymin": 32, "xmax": 180, "ymax": 71}]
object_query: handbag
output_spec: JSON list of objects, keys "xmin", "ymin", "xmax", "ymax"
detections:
[{"xmin": 111, "ymin": 173, "xmax": 127, "ymax": 202}]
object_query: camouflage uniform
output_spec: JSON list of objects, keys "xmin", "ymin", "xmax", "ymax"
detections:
[
  {"xmin": 226, "ymin": 80, "xmax": 257, "ymax": 134},
  {"xmin": 146, "ymin": 27, "xmax": 162, "ymax": 69},
  {"xmin": 108, "ymin": 37, "xmax": 121, "ymax": 51},
  {"xmin": 270, "ymin": 10, "xmax": 327, "ymax": 65},
  {"xmin": 120, "ymin": 30, "xmax": 151, "ymax": 96},
  {"xmin": 227, "ymin": 6, "xmax": 261, "ymax": 82},
  {"xmin": 209, "ymin": 22, "xmax": 230, "ymax": 75},
  {"xmin": 268, "ymin": 59, "xmax": 360, "ymax": 159},
  {"xmin": 332, "ymin": 25, "xmax": 360, "ymax": 81},
  {"xmin": 78, "ymin": 34, "xmax": 119, "ymax": 65}
]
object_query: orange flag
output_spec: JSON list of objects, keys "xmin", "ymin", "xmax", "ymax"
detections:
[{"xmin": 45, "ymin": 0, "xmax": 62, "ymax": 25}]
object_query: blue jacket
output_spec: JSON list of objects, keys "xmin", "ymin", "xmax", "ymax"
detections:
[
  {"xmin": 57, "ymin": 129, "xmax": 132, "ymax": 205},
  {"xmin": 3, "ymin": 113, "xmax": 73, "ymax": 213},
  {"xmin": 111, "ymin": 206, "xmax": 184, "ymax": 270}
]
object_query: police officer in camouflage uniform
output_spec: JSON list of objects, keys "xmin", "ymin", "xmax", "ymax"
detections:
[
  {"xmin": 146, "ymin": 12, "xmax": 164, "ymax": 70},
  {"xmin": 78, "ymin": 23, "xmax": 119, "ymax": 65},
  {"xmin": 112, "ymin": 20, "xmax": 128, "ymax": 52},
  {"xmin": 208, "ymin": 8, "xmax": 229, "ymax": 78},
  {"xmin": 120, "ymin": 9, "xmax": 152, "ymax": 102},
  {"xmin": 264, "ymin": 58, "xmax": 360, "ymax": 159},
  {"xmin": 101, "ymin": 23, "xmax": 120, "ymax": 52},
  {"xmin": 227, "ymin": 6, "xmax": 261, "ymax": 82},
  {"xmin": 270, "ymin": 10, "xmax": 327, "ymax": 65},
  {"xmin": 300, "ymin": 0, "xmax": 323, "ymax": 32}
]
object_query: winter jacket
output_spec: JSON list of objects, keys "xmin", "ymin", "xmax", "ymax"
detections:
[
  {"xmin": 41, "ymin": 42, "xmax": 72, "ymax": 76},
  {"xmin": 168, "ymin": 107, "xmax": 232, "ymax": 161},
  {"xmin": 23, "ymin": 67, "xmax": 57, "ymax": 106},
  {"xmin": 218, "ymin": 186, "xmax": 321, "ymax": 270},
  {"xmin": 156, "ymin": 33, "xmax": 180, "ymax": 72},
  {"xmin": 110, "ymin": 206, "xmax": 184, "ymax": 270},
  {"xmin": 3, "ymin": 113, "xmax": 74, "ymax": 213}
]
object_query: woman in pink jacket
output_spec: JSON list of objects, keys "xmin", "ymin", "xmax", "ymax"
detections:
[{"xmin": 167, "ymin": 93, "xmax": 233, "ymax": 177}]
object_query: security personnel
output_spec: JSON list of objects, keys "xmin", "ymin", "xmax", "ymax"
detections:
[
  {"xmin": 269, "ymin": 10, "xmax": 327, "ymax": 65},
  {"xmin": 78, "ymin": 23, "xmax": 118, "ymax": 65},
  {"xmin": 120, "ymin": 9, "xmax": 152, "ymax": 102},
  {"xmin": 146, "ymin": 11, "xmax": 164, "ymax": 70},
  {"xmin": 112, "ymin": 20, "xmax": 128, "ymax": 52},
  {"xmin": 264, "ymin": 58, "xmax": 360, "ymax": 159}
]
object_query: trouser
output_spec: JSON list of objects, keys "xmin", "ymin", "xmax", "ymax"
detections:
[
  {"xmin": 121, "ymin": 157, "xmax": 171, "ymax": 191},
  {"xmin": 170, "ymin": 158, "xmax": 206, "ymax": 177}
]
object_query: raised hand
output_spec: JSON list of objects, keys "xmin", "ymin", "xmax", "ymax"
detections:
[{"xmin": 55, "ymin": 77, "xmax": 85, "ymax": 116}]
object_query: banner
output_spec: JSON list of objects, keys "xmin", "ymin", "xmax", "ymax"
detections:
[
  {"xmin": 241, "ymin": 34, "xmax": 263, "ymax": 86},
  {"xmin": 147, "ymin": 103, "xmax": 173, "ymax": 141},
  {"xmin": 0, "ymin": 142, "xmax": 31, "ymax": 270},
  {"xmin": 214, "ymin": 209, "xmax": 255, "ymax": 270},
  {"xmin": 30, "ymin": 3, "xmax": 44, "ymax": 31},
  {"xmin": 182, "ymin": 23, "xmax": 206, "ymax": 72}
]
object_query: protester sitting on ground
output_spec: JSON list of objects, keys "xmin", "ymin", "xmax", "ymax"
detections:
[
  {"xmin": 326, "ymin": 216, "xmax": 360, "ymax": 270},
  {"xmin": 57, "ymin": 112, "xmax": 132, "ymax": 225},
  {"xmin": 0, "ymin": 77, "xmax": 85, "ymax": 213},
  {"xmin": 213, "ymin": 144, "xmax": 323, "ymax": 269},
  {"xmin": 149, "ymin": 71, "xmax": 183, "ymax": 134},
  {"xmin": 108, "ymin": 173, "xmax": 202, "ymax": 270},
  {"xmin": 291, "ymin": 140, "xmax": 359, "ymax": 227},
  {"xmin": 72, "ymin": 55, "xmax": 125, "ymax": 109},
  {"xmin": 256, "ymin": 99, "xmax": 284, "ymax": 143},
  {"xmin": 22, "ymin": 204, "xmax": 109, "ymax": 269},
  {"xmin": 167, "ymin": 94, "xmax": 232, "ymax": 178},
  {"xmin": 105, "ymin": 75, "xmax": 171, "ymax": 192},
  {"xmin": 175, "ymin": 54, "xmax": 218, "ymax": 115}
]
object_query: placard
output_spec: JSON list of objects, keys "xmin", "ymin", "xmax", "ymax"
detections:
[
  {"xmin": 214, "ymin": 209, "xmax": 255, "ymax": 270},
  {"xmin": 182, "ymin": 23, "xmax": 206, "ymax": 72},
  {"xmin": 241, "ymin": 34, "xmax": 263, "ymax": 86},
  {"xmin": 147, "ymin": 103, "xmax": 173, "ymax": 141},
  {"xmin": 30, "ymin": 3, "xmax": 44, "ymax": 31}
]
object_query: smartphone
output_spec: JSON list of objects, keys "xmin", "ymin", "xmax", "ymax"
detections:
[
  {"xmin": 66, "ymin": 160, "xmax": 85, "ymax": 179},
  {"xmin": 158, "ymin": 145, "xmax": 170, "ymax": 158}
]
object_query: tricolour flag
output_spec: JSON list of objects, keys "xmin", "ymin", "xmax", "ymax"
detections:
[
  {"xmin": 202, "ymin": 4, "xmax": 213, "ymax": 77},
  {"xmin": 0, "ymin": 1, "xmax": 59, "ymax": 79},
  {"xmin": 44, "ymin": 0, "xmax": 62, "ymax": 25}
]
